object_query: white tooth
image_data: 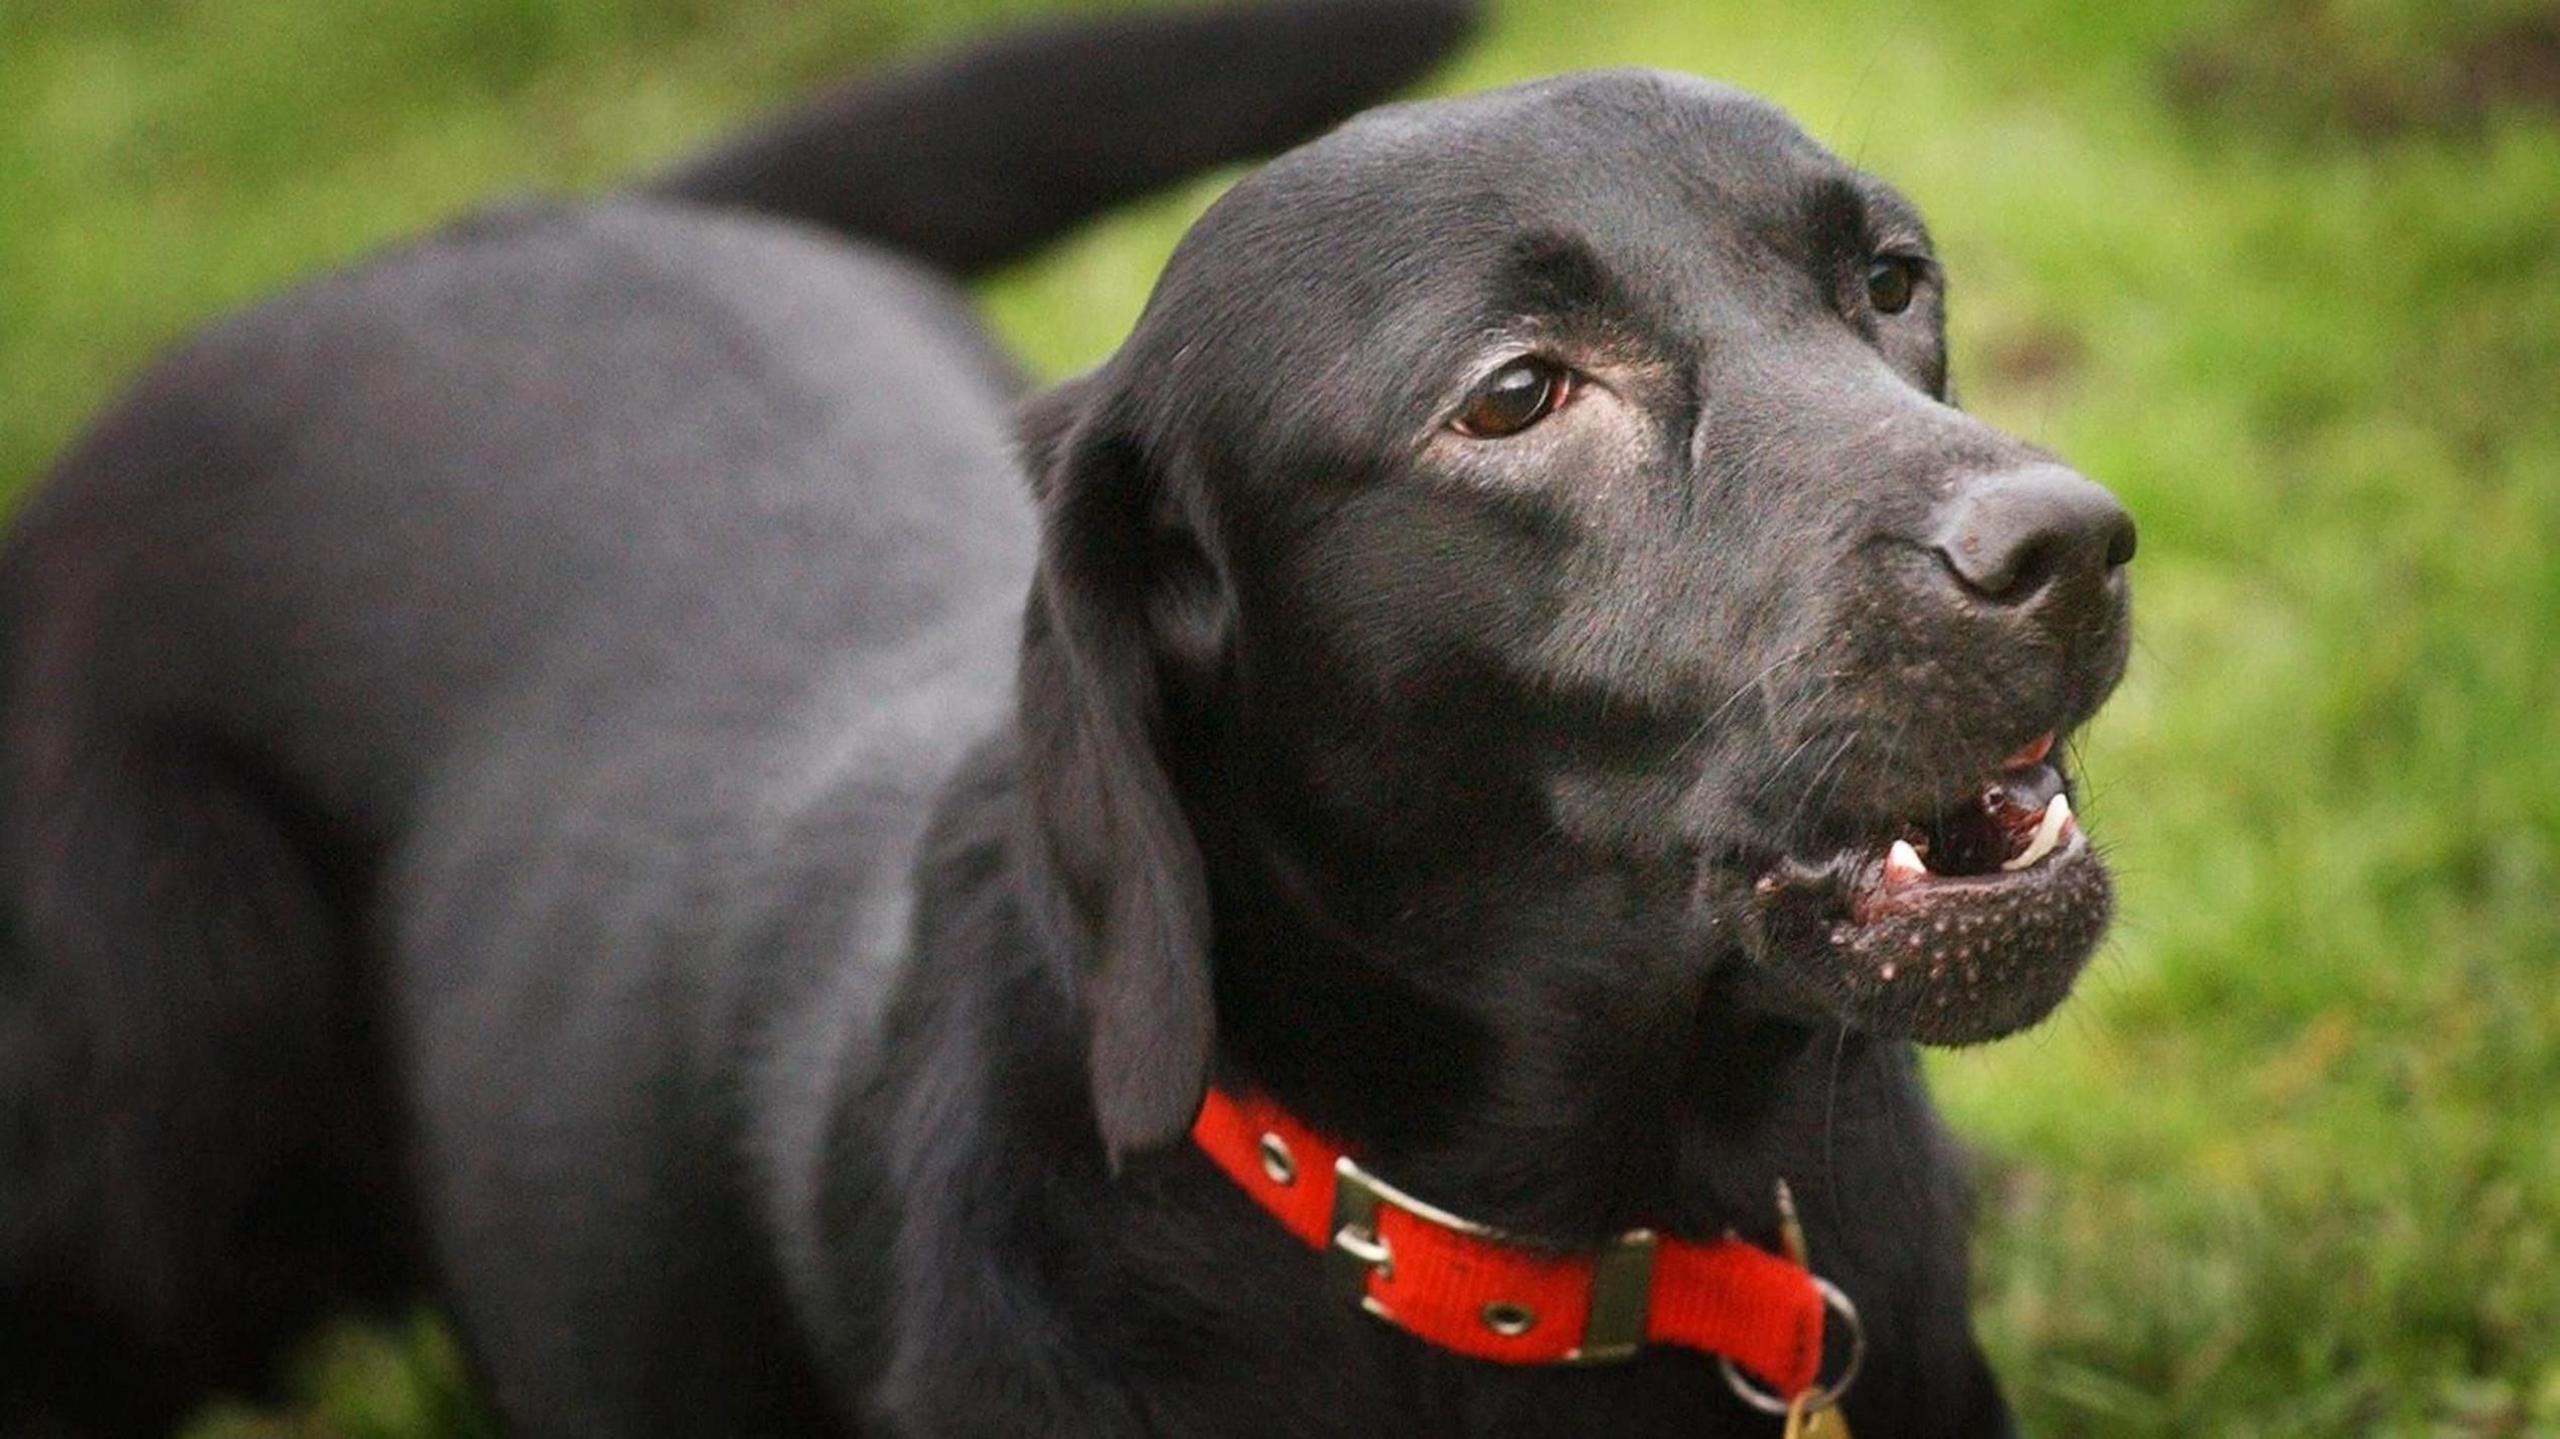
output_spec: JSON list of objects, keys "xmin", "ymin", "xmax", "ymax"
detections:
[
  {"xmin": 1886, "ymin": 838, "xmax": 1929, "ymax": 883},
  {"xmin": 2002, "ymin": 793, "xmax": 2073, "ymax": 871}
]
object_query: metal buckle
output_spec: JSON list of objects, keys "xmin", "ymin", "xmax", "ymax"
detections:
[
  {"xmin": 1716, "ymin": 1275, "xmax": 1866, "ymax": 1416},
  {"xmin": 1569, "ymin": 1226, "xmax": 1658, "ymax": 1363},
  {"xmin": 1327, "ymin": 1155, "xmax": 1659, "ymax": 1363},
  {"xmin": 1328, "ymin": 1154, "xmax": 1484, "ymax": 1316}
]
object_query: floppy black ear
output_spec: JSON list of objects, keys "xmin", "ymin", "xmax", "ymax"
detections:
[{"xmin": 1015, "ymin": 374, "xmax": 1224, "ymax": 1163}]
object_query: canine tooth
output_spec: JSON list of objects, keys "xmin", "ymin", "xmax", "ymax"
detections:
[
  {"xmin": 1885, "ymin": 839, "xmax": 1929, "ymax": 884},
  {"xmin": 2001, "ymin": 793, "xmax": 2073, "ymax": 871}
]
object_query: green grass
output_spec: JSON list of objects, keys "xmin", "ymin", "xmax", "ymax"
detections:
[{"xmin": 5, "ymin": 0, "xmax": 2557, "ymax": 1433}]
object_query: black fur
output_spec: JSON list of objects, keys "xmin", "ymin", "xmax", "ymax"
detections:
[
  {"xmin": 1, "ymin": 11, "xmax": 2139, "ymax": 1437},
  {"xmin": 654, "ymin": 0, "xmax": 1479, "ymax": 278}
]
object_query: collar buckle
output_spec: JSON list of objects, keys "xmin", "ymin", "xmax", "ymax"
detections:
[
  {"xmin": 1327, "ymin": 1154, "xmax": 1475, "ymax": 1315},
  {"xmin": 1326, "ymin": 1154, "xmax": 1659, "ymax": 1364}
]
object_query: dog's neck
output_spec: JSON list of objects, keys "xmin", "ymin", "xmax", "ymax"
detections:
[{"xmin": 1199, "ymin": 797, "xmax": 1866, "ymax": 1248}]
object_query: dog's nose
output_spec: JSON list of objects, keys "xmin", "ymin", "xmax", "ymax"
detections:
[{"xmin": 1933, "ymin": 465, "xmax": 2136, "ymax": 605}]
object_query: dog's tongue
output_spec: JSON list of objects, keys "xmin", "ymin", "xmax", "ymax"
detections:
[{"xmin": 2001, "ymin": 731, "xmax": 2055, "ymax": 770}]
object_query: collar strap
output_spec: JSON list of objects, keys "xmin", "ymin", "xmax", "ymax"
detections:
[{"xmin": 1191, "ymin": 1086, "xmax": 1827, "ymax": 1395}]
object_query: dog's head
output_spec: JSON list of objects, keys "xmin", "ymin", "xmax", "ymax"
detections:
[{"xmin": 1020, "ymin": 72, "xmax": 2133, "ymax": 1159}]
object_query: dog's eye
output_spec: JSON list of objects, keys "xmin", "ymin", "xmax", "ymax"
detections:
[
  {"xmin": 1450, "ymin": 357, "xmax": 1573, "ymax": 439},
  {"xmin": 1866, "ymin": 255, "xmax": 1924, "ymax": 316}
]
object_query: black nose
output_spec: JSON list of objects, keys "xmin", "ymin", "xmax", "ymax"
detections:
[{"xmin": 1933, "ymin": 464, "xmax": 2136, "ymax": 604}]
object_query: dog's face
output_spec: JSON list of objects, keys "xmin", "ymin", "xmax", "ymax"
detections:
[{"xmin": 1024, "ymin": 72, "xmax": 2132, "ymax": 1154}]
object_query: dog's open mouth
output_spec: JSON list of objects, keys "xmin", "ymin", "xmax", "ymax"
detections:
[{"xmin": 1742, "ymin": 731, "xmax": 2112, "ymax": 1044}]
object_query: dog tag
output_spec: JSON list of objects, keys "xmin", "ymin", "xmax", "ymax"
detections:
[{"xmin": 1782, "ymin": 1392, "xmax": 1853, "ymax": 1439}]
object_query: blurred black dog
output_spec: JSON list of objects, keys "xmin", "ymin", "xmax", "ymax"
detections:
[{"xmin": 0, "ymin": 0, "xmax": 2134, "ymax": 1432}]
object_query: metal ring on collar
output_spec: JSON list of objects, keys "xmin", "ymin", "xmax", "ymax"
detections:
[{"xmin": 1715, "ymin": 1275, "xmax": 1865, "ymax": 1417}]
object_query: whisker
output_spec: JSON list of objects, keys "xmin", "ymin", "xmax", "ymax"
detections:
[
  {"xmin": 1747, "ymin": 727, "xmax": 1830, "ymax": 806},
  {"xmin": 1782, "ymin": 731, "xmax": 1861, "ymax": 840},
  {"xmin": 1671, "ymin": 643, "xmax": 1817, "ymax": 766},
  {"xmin": 1822, "ymin": 1022, "xmax": 1850, "ymax": 1224}
]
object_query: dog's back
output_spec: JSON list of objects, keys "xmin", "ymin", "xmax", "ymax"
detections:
[{"xmin": 0, "ymin": 4, "xmax": 1470, "ymax": 1432}]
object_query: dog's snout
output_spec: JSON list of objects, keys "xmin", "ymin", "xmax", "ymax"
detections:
[{"xmin": 1932, "ymin": 464, "xmax": 2136, "ymax": 606}]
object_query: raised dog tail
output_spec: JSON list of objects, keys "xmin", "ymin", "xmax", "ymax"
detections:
[{"xmin": 647, "ymin": 0, "xmax": 1476, "ymax": 276}]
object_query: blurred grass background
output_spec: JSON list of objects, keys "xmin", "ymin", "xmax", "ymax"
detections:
[{"xmin": 5, "ymin": 0, "xmax": 2557, "ymax": 1433}]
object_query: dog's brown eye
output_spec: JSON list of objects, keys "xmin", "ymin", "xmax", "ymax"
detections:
[
  {"xmin": 1866, "ymin": 255, "xmax": 1922, "ymax": 316},
  {"xmin": 1450, "ymin": 357, "xmax": 1571, "ymax": 439}
]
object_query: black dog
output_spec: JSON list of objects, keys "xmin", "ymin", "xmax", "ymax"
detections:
[{"xmin": 0, "ymin": 0, "xmax": 2134, "ymax": 1431}]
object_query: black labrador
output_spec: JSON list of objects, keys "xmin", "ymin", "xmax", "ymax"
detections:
[{"xmin": 0, "ymin": 0, "xmax": 2133, "ymax": 1432}]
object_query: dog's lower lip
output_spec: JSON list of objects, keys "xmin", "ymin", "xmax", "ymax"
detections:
[
  {"xmin": 1737, "ymin": 742, "xmax": 2111, "ymax": 1044},
  {"xmin": 1849, "ymin": 817, "xmax": 2085, "ymax": 924},
  {"xmin": 1743, "ymin": 831, "xmax": 2110, "ymax": 1044},
  {"xmin": 1869, "ymin": 792, "xmax": 2074, "ymax": 908}
]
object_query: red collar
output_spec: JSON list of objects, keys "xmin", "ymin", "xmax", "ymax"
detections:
[{"xmin": 1192, "ymin": 1086, "xmax": 1834, "ymax": 1398}]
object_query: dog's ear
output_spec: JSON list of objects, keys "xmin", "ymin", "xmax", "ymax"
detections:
[{"xmin": 1015, "ymin": 373, "xmax": 1225, "ymax": 1164}]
